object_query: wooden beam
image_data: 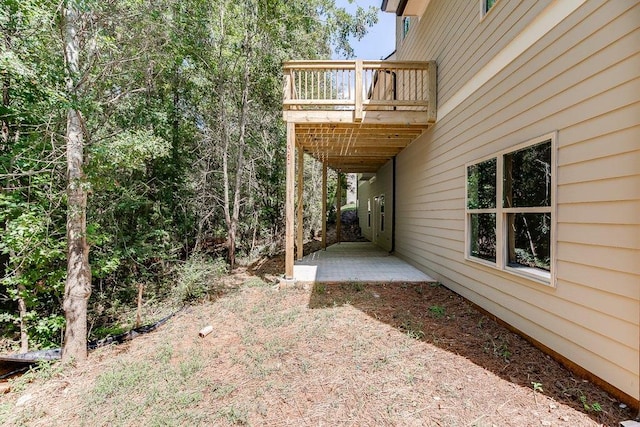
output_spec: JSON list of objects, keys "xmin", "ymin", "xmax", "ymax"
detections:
[
  {"xmin": 336, "ymin": 172, "xmax": 342, "ymax": 243},
  {"xmin": 322, "ymin": 162, "xmax": 327, "ymax": 250},
  {"xmin": 285, "ymin": 122, "xmax": 295, "ymax": 279},
  {"xmin": 283, "ymin": 110, "xmax": 432, "ymax": 125},
  {"xmin": 296, "ymin": 147, "xmax": 304, "ymax": 260}
]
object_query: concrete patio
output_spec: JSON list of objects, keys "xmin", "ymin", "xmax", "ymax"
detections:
[{"xmin": 293, "ymin": 242, "xmax": 435, "ymax": 283}]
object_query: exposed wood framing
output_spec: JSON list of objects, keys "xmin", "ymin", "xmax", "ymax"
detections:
[
  {"xmin": 336, "ymin": 172, "xmax": 342, "ymax": 243},
  {"xmin": 285, "ymin": 122, "xmax": 295, "ymax": 279},
  {"xmin": 296, "ymin": 147, "xmax": 304, "ymax": 260},
  {"xmin": 322, "ymin": 162, "xmax": 327, "ymax": 250}
]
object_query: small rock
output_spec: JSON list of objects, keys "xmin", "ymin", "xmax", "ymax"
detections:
[
  {"xmin": 16, "ymin": 393, "xmax": 33, "ymax": 407},
  {"xmin": 433, "ymin": 396, "xmax": 441, "ymax": 401},
  {"xmin": 619, "ymin": 403, "xmax": 628, "ymax": 409},
  {"xmin": 372, "ymin": 293, "xmax": 380, "ymax": 298},
  {"xmin": 549, "ymin": 403, "xmax": 557, "ymax": 410},
  {"xmin": 541, "ymin": 421, "xmax": 552, "ymax": 426}
]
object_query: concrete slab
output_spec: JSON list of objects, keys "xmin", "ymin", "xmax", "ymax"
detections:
[{"xmin": 294, "ymin": 242, "xmax": 435, "ymax": 283}]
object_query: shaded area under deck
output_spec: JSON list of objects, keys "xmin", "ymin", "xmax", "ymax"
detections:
[{"xmin": 294, "ymin": 242, "xmax": 435, "ymax": 283}]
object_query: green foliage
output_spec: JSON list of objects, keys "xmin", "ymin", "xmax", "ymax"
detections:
[
  {"xmin": 0, "ymin": 0, "xmax": 378, "ymax": 349},
  {"xmin": 172, "ymin": 253, "xmax": 227, "ymax": 302},
  {"xmin": 90, "ymin": 130, "xmax": 171, "ymax": 175},
  {"xmin": 428, "ymin": 305, "xmax": 446, "ymax": 319},
  {"xmin": 579, "ymin": 395, "xmax": 602, "ymax": 412}
]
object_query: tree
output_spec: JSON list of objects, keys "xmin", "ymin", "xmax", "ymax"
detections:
[
  {"xmin": 61, "ymin": 0, "xmax": 91, "ymax": 361},
  {"xmin": 1, "ymin": 0, "xmax": 378, "ymax": 355}
]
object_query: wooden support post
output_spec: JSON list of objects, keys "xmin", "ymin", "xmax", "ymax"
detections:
[
  {"xmin": 285, "ymin": 122, "xmax": 295, "ymax": 279},
  {"xmin": 321, "ymin": 162, "xmax": 327, "ymax": 250},
  {"xmin": 336, "ymin": 172, "xmax": 342, "ymax": 244},
  {"xmin": 283, "ymin": 73, "xmax": 291, "ymax": 103},
  {"xmin": 296, "ymin": 146, "xmax": 304, "ymax": 260},
  {"xmin": 354, "ymin": 60, "xmax": 363, "ymax": 122},
  {"xmin": 427, "ymin": 60, "xmax": 437, "ymax": 123}
]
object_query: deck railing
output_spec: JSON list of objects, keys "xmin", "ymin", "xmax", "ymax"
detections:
[{"xmin": 283, "ymin": 60, "xmax": 436, "ymax": 123}]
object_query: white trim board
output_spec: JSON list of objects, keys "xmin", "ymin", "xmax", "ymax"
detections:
[{"xmin": 437, "ymin": 0, "xmax": 588, "ymax": 120}]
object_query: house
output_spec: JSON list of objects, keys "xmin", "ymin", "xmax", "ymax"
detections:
[{"xmin": 282, "ymin": 0, "xmax": 639, "ymax": 409}]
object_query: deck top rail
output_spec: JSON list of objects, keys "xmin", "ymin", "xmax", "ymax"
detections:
[{"xmin": 283, "ymin": 60, "xmax": 436, "ymax": 124}]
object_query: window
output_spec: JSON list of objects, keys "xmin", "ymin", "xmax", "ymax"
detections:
[
  {"xmin": 482, "ymin": 0, "xmax": 497, "ymax": 17},
  {"xmin": 467, "ymin": 158, "xmax": 497, "ymax": 262},
  {"xmin": 465, "ymin": 134, "xmax": 555, "ymax": 284},
  {"xmin": 402, "ymin": 17, "xmax": 410, "ymax": 39},
  {"xmin": 367, "ymin": 198, "xmax": 371, "ymax": 228}
]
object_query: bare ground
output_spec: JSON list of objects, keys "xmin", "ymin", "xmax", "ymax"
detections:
[{"xmin": 1, "ymin": 268, "xmax": 634, "ymax": 426}]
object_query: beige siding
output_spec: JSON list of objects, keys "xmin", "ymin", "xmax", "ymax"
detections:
[
  {"xmin": 358, "ymin": 161, "xmax": 393, "ymax": 251},
  {"xmin": 386, "ymin": 0, "xmax": 640, "ymax": 401}
]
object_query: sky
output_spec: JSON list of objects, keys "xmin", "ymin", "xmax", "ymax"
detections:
[{"xmin": 334, "ymin": 0, "xmax": 397, "ymax": 60}]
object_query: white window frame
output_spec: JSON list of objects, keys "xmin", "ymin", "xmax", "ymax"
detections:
[
  {"xmin": 402, "ymin": 17, "xmax": 410, "ymax": 39},
  {"xmin": 465, "ymin": 132, "xmax": 557, "ymax": 287},
  {"xmin": 480, "ymin": 0, "xmax": 498, "ymax": 19}
]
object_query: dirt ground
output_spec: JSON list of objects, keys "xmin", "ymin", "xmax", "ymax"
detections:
[
  {"xmin": 2, "ymin": 278, "xmax": 635, "ymax": 425},
  {"xmin": 0, "ymin": 227, "xmax": 636, "ymax": 426}
]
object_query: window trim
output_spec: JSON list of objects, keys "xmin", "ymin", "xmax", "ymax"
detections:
[
  {"xmin": 480, "ymin": 0, "xmax": 498, "ymax": 19},
  {"xmin": 464, "ymin": 132, "xmax": 557, "ymax": 287},
  {"xmin": 402, "ymin": 17, "xmax": 410, "ymax": 39}
]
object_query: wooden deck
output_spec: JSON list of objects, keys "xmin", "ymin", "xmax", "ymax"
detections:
[
  {"xmin": 283, "ymin": 60, "xmax": 436, "ymax": 173},
  {"xmin": 282, "ymin": 59, "xmax": 437, "ymax": 279}
]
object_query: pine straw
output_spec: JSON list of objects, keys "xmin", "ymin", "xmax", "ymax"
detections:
[{"xmin": 2, "ymin": 281, "xmax": 632, "ymax": 426}]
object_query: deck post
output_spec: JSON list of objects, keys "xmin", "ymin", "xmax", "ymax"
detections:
[
  {"xmin": 336, "ymin": 172, "xmax": 342, "ymax": 243},
  {"xmin": 322, "ymin": 162, "xmax": 327, "ymax": 250},
  {"xmin": 354, "ymin": 60, "xmax": 363, "ymax": 122},
  {"xmin": 296, "ymin": 146, "xmax": 304, "ymax": 260},
  {"xmin": 285, "ymin": 122, "xmax": 295, "ymax": 279}
]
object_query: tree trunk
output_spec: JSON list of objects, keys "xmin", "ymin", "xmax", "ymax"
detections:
[
  {"xmin": 62, "ymin": 1, "xmax": 91, "ymax": 362},
  {"xmin": 16, "ymin": 276, "xmax": 28, "ymax": 353}
]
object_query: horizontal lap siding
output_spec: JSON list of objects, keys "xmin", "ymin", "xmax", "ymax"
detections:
[
  {"xmin": 394, "ymin": 0, "xmax": 640, "ymax": 400},
  {"xmin": 358, "ymin": 162, "xmax": 393, "ymax": 251}
]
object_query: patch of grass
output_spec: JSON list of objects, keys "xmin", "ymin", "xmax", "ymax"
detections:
[
  {"xmin": 315, "ymin": 283, "xmax": 327, "ymax": 295},
  {"xmin": 243, "ymin": 277, "xmax": 269, "ymax": 288},
  {"xmin": 428, "ymin": 305, "xmax": 446, "ymax": 318},
  {"xmin": 218, "ymin": 405, "xmax": 249, "ymax": 425},
  {"xmin": 406, "ymin": 329, "xmax": 425, "ymax": 340},
  {"xmin": 579, "ymin": 394, "xmax": 602, "ymax": 413},
  {"xmin": 261, "ymin": 307, "xmax": 300, "ymax": 328},
  {"xmin": 9, "ymin": 359, "xmax": 64, "ymax": 394},
  {"xmin": 90, "ymin": 361, "xmax": 153, "ymax": 404},
  {"xmin": 179, "ymin": 355, "xmax": 204, "ymax": 379},
  {"xmin": 351, "ymin": 282, "xmax": 365, "ymax": 292},
  {"xmin": 154, "ymin": 341, "xmax": 174, "ymax": 363},
  {"xmin": 212, "ymin": 383, "xmax": 237, "ymax": 399}
]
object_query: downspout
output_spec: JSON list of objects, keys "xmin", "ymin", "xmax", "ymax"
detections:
[
  {"xmin": 391, "ymin": 156, "xmax": 396, "ymax": 254},
  {"xmin": 391, "ymin": 69, "xmax": 398, "ymax": 253}
]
